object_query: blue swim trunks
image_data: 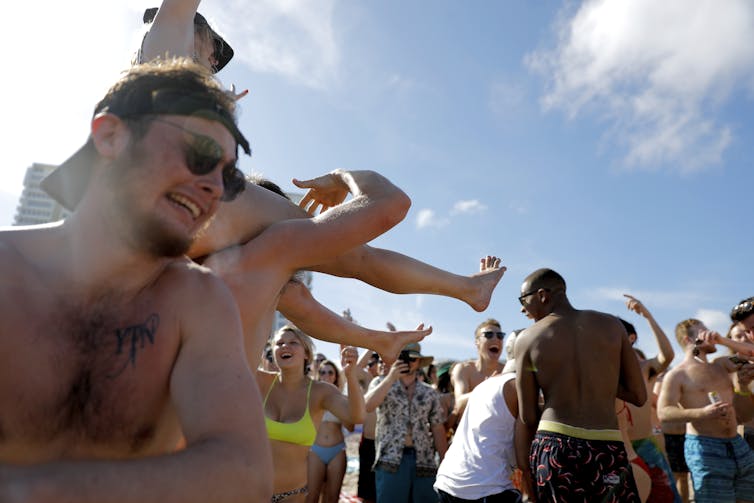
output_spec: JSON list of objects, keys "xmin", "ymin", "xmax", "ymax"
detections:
[{"xmin": 685, "ymin": 434, "xmax": 754, "ymax": 503}]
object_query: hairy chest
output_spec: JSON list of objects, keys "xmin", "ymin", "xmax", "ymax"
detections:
[{"xmin": 0, "ymin": 291, "xmax": 181, "ymax": 451}]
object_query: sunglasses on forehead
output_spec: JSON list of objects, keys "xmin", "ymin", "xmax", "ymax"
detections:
[
  {"xmin": 154, "ymin": 118, "xmax": 245, "ymax": 202},
  {"xmin": 732, "ymin": 300, "xmax": 754, "ymax": 322},
  {"xmin": 480, "ymin": 331, "xmax": 505, "ymax": 340}
]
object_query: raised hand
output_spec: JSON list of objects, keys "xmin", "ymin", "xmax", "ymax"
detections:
[
  {"xmin": 293, "ymin": 171, "xmax": 350, "ymax": 216},
  {"xmin": 340, "ymin": 345, "xmax": 359, "ymax": 375},
  {"xmin": 624, "ymin": 294, "xmax": 650, "ymax": 318},
  {"xmin": 229, "ymin": 83, "xmax": 249, "ymax": 101}
]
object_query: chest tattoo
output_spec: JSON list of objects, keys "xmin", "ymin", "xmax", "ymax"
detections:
[{"xmin": 107, "ymin": 314, "xmax": 160, "ymax": 378}]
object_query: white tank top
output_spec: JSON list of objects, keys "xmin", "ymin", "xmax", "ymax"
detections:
[{"xmin": 434, "ymin": 373, "xmax": 516, "ymax": 499}]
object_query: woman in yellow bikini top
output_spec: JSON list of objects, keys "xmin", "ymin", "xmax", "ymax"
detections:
[{"xmin": 257, "ymin": 326, "xmax": 365, "ymax": 503}]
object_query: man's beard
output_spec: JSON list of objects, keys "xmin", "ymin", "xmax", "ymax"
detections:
[{"xmin": 106, "ymin": 143, "xmax": 195, "ymax": 258}]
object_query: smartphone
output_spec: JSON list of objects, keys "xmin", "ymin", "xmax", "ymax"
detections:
[
  {"xmin": 398, "ymin": 350, "xmax": 412, "ymax": 373},
  {"xmin": 730, "ymin": 355, "xmax": 748, "ymax": 366}
]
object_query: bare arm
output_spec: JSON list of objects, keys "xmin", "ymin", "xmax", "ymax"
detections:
[
  {"xmin": 514, "ymin": 334, "xmax": 541, "ymax": 426},
  {"xmin": 321, "ymin": 347, "xmax": 366, "ymax": 425},
  {"xmin": 140, "ymin": 0, "xmax": 199, "ymax": 64},
  {"xmin": 431, "ymin": 423, "xmax": 448, "ymax": 461},
  {"xmin": 734, "ymin": 364, "xmax": 754, "ymax": 423},
  {"xmin": 365, "ymin": 364, "xmax": 405, "ymax": 412},
  {"xmin": 190, "ymin": 180, "xmax": 309, "ymax": 259},
  {"xmin": 5, "ymin": 274, "xmax": 271, "ymax": 502},
  {"xmin": 617, "ymin": 327, "xmax": 647, "ymax": 406},
  {"xmin": 514, "ymin": 418, "xmax": 536, "ymax": 501},
  {"xmin": 657, "ymin": 369, "xmax": 727, "ymax": 423},
  {"xmin": 625, "ymin": 294, "xmax": 674, "ymax": 373},
  {"xmin": 450, "ymin": 364, "xmax": 473, "ymax": 418}
]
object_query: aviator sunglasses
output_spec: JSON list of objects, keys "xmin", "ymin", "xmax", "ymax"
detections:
[
  {"xmin": 154, "ymin": 118, "xmax": 246, "ymax": 202},
  {"xmin": 481, "ymin": 331, "xmax": 505, "ymax": 340}
]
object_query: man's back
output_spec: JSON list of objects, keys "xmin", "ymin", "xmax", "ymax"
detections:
[{"xmin": 523, "ymin": 309, "xmax": 637, "ymax": 429}]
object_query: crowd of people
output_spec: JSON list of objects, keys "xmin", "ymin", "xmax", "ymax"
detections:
[{"xmin": 2, "ymin": 1, "xmax": 754, "ymax": 502}]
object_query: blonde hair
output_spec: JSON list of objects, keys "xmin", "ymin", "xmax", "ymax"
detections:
[
  {"xmin": 475, "ymin": 318, "xmax": 501, "ymax": 336},
  {"xmin": 273, "ymin": 324, "xmax": 316, "ymax": 374},
  {"xmin": 675, "ymin": 319, "xmax": 702, "ymax": 347}
]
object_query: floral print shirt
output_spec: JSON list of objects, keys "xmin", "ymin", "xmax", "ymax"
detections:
[{"xmin": 369, "ymin": 376, "xmax": 445, "ymax": 477}]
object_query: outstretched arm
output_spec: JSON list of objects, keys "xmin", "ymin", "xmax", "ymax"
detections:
[
  {"xmin": 229, "ymin": 170, "xmax": 410, "ymax": 272},
  {"xmin": 625, "ymin": 294, "xmax": 674, "ymax": 373},
  {"xmin": 194, "ymin": 180, "xmax": 505, "ymax": 312},
  {"xmin": 700, "ymin": 329, "xmax": 754, "ymax": 358},
  {"xmin": 276, "ymin": 278, "xmax": 431, "ymax": 365}
]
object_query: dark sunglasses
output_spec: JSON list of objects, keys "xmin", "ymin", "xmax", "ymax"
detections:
[
  {"xmin": 481, "ymin": 331, "xmax": 505, "ymax": 340},
  {"xmin": 731, "ymin": 300, "xmax": 754, "ymax": 322},
  {"xmin": 518, "ymin": 288, "xmax": 551, "ymax": 305},
  {"xmin": 154, "ymin": 119, "xmax": 246, "ymax": 202}
]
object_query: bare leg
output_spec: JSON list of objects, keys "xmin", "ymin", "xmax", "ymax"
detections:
[
  {"xmin": 196, "ymin": 182, "xmax": 506, "ymax": 314},
  {"xmin": 305, "ymin": 451, "xmax": 327, "ymax": 503},
  {"xmin": 323, "ymin": 450, "xmax": 346, "ymax": 503},
  {"xmin": 277, "ymin": 279, "xmax": 431, "ymax": 365},
  {"xmin": 674, "ymin": 472, "xmax": 689, "ymax": 503},
  {"xmin": 313, "ymin": 249, "xmax": 506, "ymax": 312}
]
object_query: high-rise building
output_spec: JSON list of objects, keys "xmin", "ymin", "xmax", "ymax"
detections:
[{"xmin": 13, "ymin": 163, "xmax": 70, "ymax": 225}]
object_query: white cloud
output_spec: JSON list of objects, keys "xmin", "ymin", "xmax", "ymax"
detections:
[
  {"xmin": 416, "ymin": 209, "xmax": 449, "ymax": 229},
  {"xmin": 527, "ymin": 0, "xmax": 754, "ymax": 172},
  {"xmin": 451, "ymin": 199, "xmax": 487, "ymax": 215},
  {"xmin": 695, "ymin": 308, "xmax": 731, "ymax": 335},
  {"xmin": 212, "ymin": 0, "xmax": 339, "ymax": 89}
]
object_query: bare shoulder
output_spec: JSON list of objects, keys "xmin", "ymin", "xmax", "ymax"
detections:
[
  {"xmin": 451, "ymin": 360, "xmax": 475, "ymax": 378},
  {"xmin": 662, "ymin": 364, "xmax": 690, "ymax": 386},
  {"xmin": 161, "ymin": 259, "xmax": 239, "ymax": 321},
  {"xmin": 514, "ymin": 326, "xmax": 541, "ymax": 351}
]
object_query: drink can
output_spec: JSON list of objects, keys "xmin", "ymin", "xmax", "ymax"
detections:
[{"xmin": 708, "ymin": 391, "xmax": 721, "ymax": 404}]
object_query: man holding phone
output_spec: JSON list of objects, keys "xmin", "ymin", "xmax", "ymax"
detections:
[{"xmin": 366, "ymin": 342, "xmax": 448, "ymax": 503}]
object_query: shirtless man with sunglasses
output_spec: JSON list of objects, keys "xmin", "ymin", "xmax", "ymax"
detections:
[
  {"xmin": 0, "ymin": 60, "xmax": 273, "ymax": 502},
  {"xmin": 450, "ymin": 315, "xmax": 507, "ymax": 420}
]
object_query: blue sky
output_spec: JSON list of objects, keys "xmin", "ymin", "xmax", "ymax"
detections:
[{"xmin": 3, "ymin": 0, "xmax": 754, "ymax": 365}]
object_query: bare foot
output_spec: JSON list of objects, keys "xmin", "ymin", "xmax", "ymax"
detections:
[
  {"xmin": 464, "ymin": 256, "xmax": 506, "ymax": 312},
  {"xmin": 369, "ymin": 323, "xmax": 432, "ymax": 365}
]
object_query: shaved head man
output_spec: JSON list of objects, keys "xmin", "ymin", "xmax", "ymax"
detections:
[{"xmin": 515, "ymin": 268, "xmax": 647, "ymax": 502}]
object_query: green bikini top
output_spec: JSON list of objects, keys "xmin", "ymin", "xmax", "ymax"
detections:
[{"xmin": 263, "ymin": 376, "xmax": 317, "ymax": 447}]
